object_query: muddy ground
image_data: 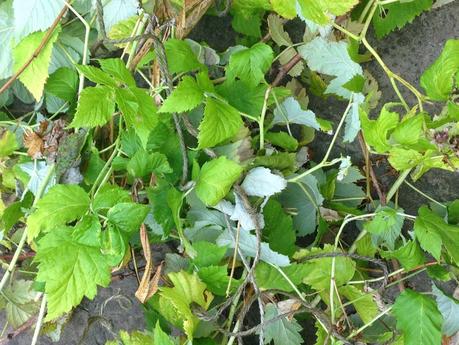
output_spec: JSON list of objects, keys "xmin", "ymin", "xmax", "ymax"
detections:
[{"xmin": 3, "ymin": 2, "xmax": 459, "ymax": 344}]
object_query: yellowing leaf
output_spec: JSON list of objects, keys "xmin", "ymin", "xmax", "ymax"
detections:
[{"xmin": 13, "ymin": 27, "xmax": 61, "ymax": 101}]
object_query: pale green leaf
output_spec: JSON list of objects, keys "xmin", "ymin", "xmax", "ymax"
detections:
[
  {"xmin": 267, "ymin": 14, "xmax": 292, "ymax": 46},
  {"xmin": 198, "ymin": 98, "xmax": 243, "ymax": 149},
  {"xmin": 261, "ymin": 303, "xmax": 303, "ymax": 345},
  {"xmin": 432, "ymin": 284, "xmax": 459, "ymax": 337},
  {"xmin": 0, "ymin": 279, "xmax": 39, "ymax": 328},
  {"xmin": 27, "ymin": 184, "xmax": 90, "ymax": 241},
  {"xmin": 299, "ymin": 37, "xmax": 363, "ymax": 98},
  {"xmin": 226, "ymin": 43, "xmax": 273, "ymax": 87},
  {"xmin": 195, "ymin": 156, "xmax": 242, "ymax": 206},
  {"xmin": 101, "ymin": 0, "xmax": 138, "ymax": 32},
  {"xmin": 421, "ymin": 39, "xmax": 459, "ymax": 101},
  {"xmin": 13, "ymin": 27, "xmax": 60, "ymax": 101},
  {"xmin": 273, "ymin": 96, "xmax": 320, "ymax": 129},
  {"xmin": 364, "ymin": 206, "xmax": 404, "ymax": 250},
  {"xmin": 0, "ymin": 1, "xmax": 14, "ymax": 79},
  {"xmin": 393, "ymin": 289, "xmax": 442, "ymax": 345},
  {"xmin": 159, "ymin": 76, "xmax": 204, "ymax": 113},
  {"xmin": 35, "ymin": 227, "xmax": 112, "ymax": 321},
  {"xmin": 241, "ymin": 167, "xmax": 287, "ymax": 197},
  {"xmin": 12, "ymin": 0, "xmax": 62, "ymax": 40},
  {"xmin": 70, "ymin": 86, "xmax": 115, "ymax": 128}
]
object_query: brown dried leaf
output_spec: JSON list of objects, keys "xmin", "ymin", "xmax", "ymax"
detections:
[{"xmin": 23, "ymin": 131, "xmax": 44, "ymax": 159}]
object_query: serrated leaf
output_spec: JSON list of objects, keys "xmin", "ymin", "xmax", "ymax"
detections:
[
  {"xmin": 107, "ymin": 202, "xmax": 149, "ymax": 233},
  {"xmin": 297, "ymin": 0, "xmax": 358, "ymax": 25},
  {"xmin": 192, "ymin": 241, "xmax": 227, "ymax": 268},
  {"xmin": 159, "ymin": 271, "xmax": 213, "ymax": 339},
  {"xmin": 261, "ymin": 303, "xmax": 303, "ymax": 345},
  {"xmin": 0, "ymin": 279, "xmax": 39, "ymax": 328},
  {"xmin": 98, "ymin": 58, "xmax": 136, "ymax": 87},
  {"xmin": 217, "ymin": 228, "xmax": 290, "ymax": 266},
  {"xmin": 101, "ymin": 0, "xmax": 138, "ymax": 32},
  {"xmin": 432, "ymin": 284, "xmax": 459, "ymax": 337},
  {"xmin": 273, "ymin": 96, "xmax": 320, "ymax": 129},
  {"xmin": 415, "ymin": 206, "xmax": 459, "ymax": 264},
  {"xmin": 226, "ymin": 43, "xmax": 273, "ymax": 87},
  {"xmin": 0, "ymin": 129, "xmax": 18, "ymax": 157},
  {"xmin": 13, "ymin": 27, "xmax": 60, "ymax": 101},
  {"xmin": 159, "ymin": 76, "xmax": 204, "ymax": 113},
  {"xmin": 391, "ymin": 114, "xmax": 424, "ymax": 146},
  {"xmin": 76, "ymin": 64, "xmax": 117, "ymax": 87},
  {"xmin": 299, "ymin": 37, "xmax": 363, "ymax": 98},
  {"xmin": 388, "ymin": 147, "xmax": 424, "ymax": 170},
  {"xmin": 263, "ymin": 199, "xmax": 296, "ymax": 256},
  {"xmin": 107, "ymin": 15, "xmax": 138, "ymax": 48},
  {"xmin": 115, "ymin": 87, "xmax": 158, "ymax": 148},
  {"xmin": 381, "ymin": 240, "xmax": 424, "ymax": 270},
  {"xmin": 0, "ymin": 1, "xmax": 14, "ymax": 79},
  {"xmin": 420, "ymin": 39, "xmax": 459, "ymax": 101},
  {"xmin": 198, "ymin": 98, "xmax": 243, "ymax": 149},
  {"xmin": 126, "ymin": 150, "xmax": 172, "ymax": 178},
  {"xmin": 339, "ymin": 285, "xmax": 378, "ymax": 324},
  {"xmin": 364, "ymin": 206, "xmax": 404, "ymax": 250},
  {"xmin": 267, "ymin": 14, "xmax": 292, "ymax": 46},
  {"xmin": 164, "ymin": 39, "xmax": 203, "ymax": 74},
  {"xmin": 255, "ymin": 262, "xmax": 308, "ymax": 291},
  {"xmin": 241, "ymin": 167, "xmax": 287, "ymax": 197},
  {"xmin": 195, "ymin": 156, "xmax": 243, "ymax": 206},
  {"xmin": 35, "ymin": 226, "xmax": 112, "ymax": 321},
  {"xmin": 153, "ymin": 322, "xmax": 174, "ymax": 345},
  {"xmin": 27, "ymin": 184, "xmax": 90, "ymax": 241},
  {"xmin": 70, "ymin": 86, "xmax": 115, "ymax": 128},
  {"xmin": 45, "ymin": 67, "xmax": 78, "ymax": 101},
  {"xmin": 372, "ymin": 0, "xmax": 433, "ymax": 39},
  {"xmin": 393, "ymin": 289, "xmax": 442, "ymax": 345},
  {"xmin": 198, "ymin": 265, "xmax": 237, "ymax": 296},
  {"xmin": 360, "ymin": 105, "xmax": 399, "ymax": 153},
  {"xmin": 93, "ymin": 184, "xmax": 131, "ymax": 213},
  {"xmin": 271, "ymin": 0, "xmax": 296, "ymax": 18},
  {"xmin": 12, "ymin": 0, "xmax": 62, "ymax": 40}
]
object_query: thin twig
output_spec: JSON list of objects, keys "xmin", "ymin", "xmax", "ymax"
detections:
[
  {"xmin": 31, "ymin": 295, "xmax": 47, "ymax": 345},
  {"xmin": 0, "ymin": 6, "xmax": 68, "ymax": 96},
  {"xmin": 272, "ymin": 53, "xmax": 302, "ymax": 87}
]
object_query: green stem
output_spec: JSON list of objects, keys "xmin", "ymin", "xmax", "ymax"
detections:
[
  {"xmin": 386, "ymin": 169, "xmax": 411, "ymax": 203},
  {"xmin": 347, "ymin": 306, "xmax": 393, "ymax": 339},
  {"xmin": 259, "ymin": 86, "xmax": 272, "ymax": 151},
  {"xmin": 404, "ymin": 180, "xmax": 446, "ymax": 209}
]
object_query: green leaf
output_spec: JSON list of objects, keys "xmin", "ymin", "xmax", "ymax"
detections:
[
  {"xmin": 107, "ymin": 330, "xmax": 154, "ymax": 345},
  {"xmin": 115, "ymin": 87, "xmax": 159, "ymax": 148},
  {"xmin": 153, "ymin": 322, "xmax": 175, "ymax": 345},
  {"xmin": 107, "ymin": 202, "xmax": 149, "ymax": 233},
  {"xmin": 70, "ymin": 86, "xmax": 115, "ymax": 128},
  {"xmin": 262, "ymin": 200, "xmax": 296, "ymax": 256},
  {"xmin": 159, "ymin": 76, "xmax": 204, "ymax": 113},
  {"xmin": 388, "ymin": 148, "xmax": 424, "ymax": 170},
  {"xmin": 298, "ymin": 0, "xmax": 358, "ymax": 24},
  {"xmin": 197, "ymin": 265, "xmax": 236, "ymax": 296},
  {"xmin": 420, "ymin": 39, "xmax": 459, "ymax": 101},
  {"xmin": 45, "ymin": 67, "xmax": 78, "ymax": 101},
  {"xmin": 297, "ymin": 244, "xmax": 356, "ymax": 291},
  {"xmin": 192, "ymin": 241, "xmax": 227, "ymax": 268},
  {"xmin": 372, "ymin": 0, "xmax": 433, "ymax": 39},
  {"xmin": 272, "ymin": 96, "xmax": 320, "ymax": 129},
  {"xmin": 271, "ymin": 0, "xmax": 296, "ymax": 19},
  {"xmin": 261, "ymin": 303, "xmax": 303, "ymax": 345},
  {"xmin": 415, "ymin": 206, "xmax": 459, "ymax": 263},
  {"xmin": 12, "ymin": 0, "xmax": 62, "ymax": 40},
  {"xmin": 360, "ymin": 105, "xmax": 399, "ymax": 153},
  {"xmin": 230, "ymin": 0, "xmax": 270, "ymax": 37},
  {"xmin": 226, "ymin": 43, "xmax": 273, "ymax": 87},
  {"xmin": 299, "ymin": 37, "xmax": 363, "ymax": 98},
  {"xmin": 255, "ymin": 262, "xmax": 308, "ymax": 292},
  {"xmin": 380, "ymin": 240, "xmax": 424, "ymax": 270},
  {"xmin": 71, "ymin": 215, "xmax": 102, "ymax": 248},
  {"xmin": 0, "ymin": 130, "xmax": 18, "ymax": 157},
  {"xmin": 98, "ymin": 58, "xmax": 136, "ymax": 87},
  {"xmin": 393, "ymin": 289, "xmax": 442, "ymax": 345},
  {"xmin": 198, "ymin": 98, "xmax": 243, "ymax": 149},
  {"xmin": 13, "ymin": 27, "xmax": 60, "ymax": 100},
  {"xmin": 448, "ymin": 199, "xmax": 459, "ymax": 225},
  {"xmin": 92, "ymin": 184, "xmax": 131, "ymax": 213},
  {"xmin": 76, "ymin": 64, "xmax": 117, "ymax": 87},
  {"xmin": 35, "ymin": 226, "xmax": 112, "ymax": 321},
  {"xmin": 164, "ymin": 39, "xmax": 203, "ymax": 74},
  {"xmin": 126, "ymin": 150, "xmax": 172, "ymax": 178},
  {"xmin": 339, "ymin": 285, "xmax": 378, "ymax": 324},
  {"xmin": 195, "ymin": 157, "xmax": 243, "ymax": 206},
  {"xmin": 159, "ymin": 271, "xmax": 213, "ymax": 339},
  {"xmin": 432, "ymin": 284, "xmax": 459, "ymax": 337},
  {"xmin": 391, "ymin": 114, "xmax": 424, "ymax": 146},
  {"xmin": 0, "ymin": 279, "xmax": 39, "ymax": 328},
  {"xmin": 27, "ymin": 184, "xmax": 90, "ymax": 241},
  {"xmin": 147, "ymin": 181, "xmax": 175, "ymax": 235},
  {"xmin": 364, "ymin": 206, "xmax": 404, "ymax": 250},
  {"xmin": 0, "ymin": 1, "xmax": 14, "ymax": 79}
]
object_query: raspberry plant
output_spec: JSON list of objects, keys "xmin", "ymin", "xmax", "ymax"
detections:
[{"xmin": 0, "ymin": 0, "xmax": 458, "ymax": 344}]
